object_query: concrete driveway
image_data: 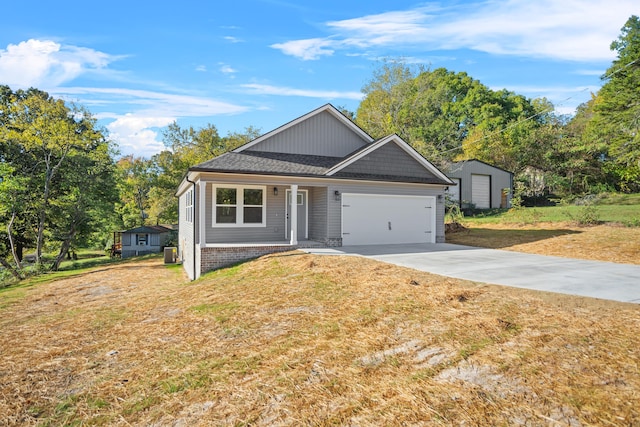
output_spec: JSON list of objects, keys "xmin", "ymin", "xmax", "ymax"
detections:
[{"xmin": 302, "ymin": 243, "xmax": 640, "ymax": 304}]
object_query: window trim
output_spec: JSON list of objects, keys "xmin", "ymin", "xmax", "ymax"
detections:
[
  {"xmin": 212, "ymin": 185, "xmax": 267, "ymax": 228},
  {"xmin": 185, "ymin": 189, "xmax": 194, "ymax": 223},
  {"xmin": 136, "ymin": 233, "xmax": 149, "ymax": 246}
]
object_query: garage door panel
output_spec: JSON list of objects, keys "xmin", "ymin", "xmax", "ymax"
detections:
[{"xmin": 342, "ymin": 193, "xmax": 434, "ymax": 245}]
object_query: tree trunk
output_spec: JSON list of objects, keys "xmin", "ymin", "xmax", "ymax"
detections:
[
  {"xmin": 0, "ymin": 257, "xmax": 23, "ymax": 280},
  {"xmin": 7, "ymin": 211, "xmax": 23, "ymax": 271},
  {"xmin": 51, "ymin": 228, "xmax": 76, "ymax": 271}
]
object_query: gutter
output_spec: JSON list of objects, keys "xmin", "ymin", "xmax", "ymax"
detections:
[{"xmin": 185, "ymin": 174, "xmax": 197, "ymax": 279}]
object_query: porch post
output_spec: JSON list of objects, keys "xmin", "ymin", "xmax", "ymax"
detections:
[{"xmin": 290, "ymin": 184, "xmax": 298, "ymax": 245}]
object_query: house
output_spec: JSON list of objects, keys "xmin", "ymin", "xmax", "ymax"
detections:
[
  {"xmin": 112, "ymin": 225, "xmax": 174, "ymax": 259},
  {"xmin": 176, "ymin": 104, "xmax": 454, "ymax": 280},
  {"xmin": 445, "ymin": 159, "xmax": 514, "ymax": 210}
]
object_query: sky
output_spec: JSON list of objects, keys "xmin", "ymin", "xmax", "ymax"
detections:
[{"xmin": 1, "ymin": 0, "xmax": 637, "ymax": 158}]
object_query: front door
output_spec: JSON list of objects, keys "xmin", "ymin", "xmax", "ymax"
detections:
[{"xmin": 286, "ymin": 190, "xmax": 308, "ymax": 240}]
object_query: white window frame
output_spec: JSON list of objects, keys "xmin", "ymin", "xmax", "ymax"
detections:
[
  {"xmin": 212, "ymin": 185, "xmax": 267, "ymax": 227},
  {"xmin": 136, "ymin": 233, "xmax": 148, "ymax": 246},
  {"xmin": 185, "ymin": 189, "xmax": 194, "ymax": 223}
]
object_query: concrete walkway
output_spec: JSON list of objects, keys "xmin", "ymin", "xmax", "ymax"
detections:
[{"xmin": 302, "ymin": 243, "xmax": 640, "ymax": 304}]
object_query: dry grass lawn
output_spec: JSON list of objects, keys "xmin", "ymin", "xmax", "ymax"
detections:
[
  {"xmin": 446, "ymin": 222, "xmax": 640, "ymax": 265},
  {"xmin": 1, "ymin": 245, "xmax": 639, "ymax": 426}
]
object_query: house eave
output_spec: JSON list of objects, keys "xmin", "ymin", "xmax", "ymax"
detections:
[{"xmin": 190, "ymin": 170, "xmax": 451, "ymax": 188}]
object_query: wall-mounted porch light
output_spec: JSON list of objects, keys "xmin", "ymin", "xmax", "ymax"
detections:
[
  {"xmin": 273, "ymin": 187, "xmax": 278, "ymax": 196},
  {"xmin": 334, "ymin": 190, "xmax": 340, "ymax": 201}
]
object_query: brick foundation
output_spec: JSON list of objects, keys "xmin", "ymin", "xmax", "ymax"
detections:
[{"xmin": 200, "ymin": 245, "xmax": 296, "ymax": 275}]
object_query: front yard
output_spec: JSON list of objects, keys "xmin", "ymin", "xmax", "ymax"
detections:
[{"xmin": 1, "ymin": 241, "xmax": 639, "ymax": 425}]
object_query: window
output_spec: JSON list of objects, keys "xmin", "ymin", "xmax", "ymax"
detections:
[
  {"xmin": 213, "ymin": 185, "xmax": 266, "ymax": 227},
  {"xmin": 136, "ymin": 234, "xmax": 148, "ymax": 246},
  {"xmin": 185, "ymin": 189, "xmax": 194, "ymax": 223},
  {"xmin": 288, "ymin": 192, "xmax": 304, "ymax": 205}
]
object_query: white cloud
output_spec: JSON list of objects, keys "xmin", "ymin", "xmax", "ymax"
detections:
[
  {"xmin": 56, "ymin": 87, "xmax": 248, "ymax": 117},
  {"xmin": 107, "ymin": 114, "xmax": 173, "ymax": 158},
  {"xmin": 0, "ymin": 39, "xmax": 118, "ymax": 88},
  {"xmin": 195, "ymin": 65, "xmax": 207, "ymax": 72},
  {"xmin": 53, "ymin": 87, "xmax": 250, "ymax": 158},
  {"xmin": 272, "ymin": 0, "xmax": 636, "ymax": 62},
  {"xmin": 271, "ymin": 38, "xmax": 335, "ymax": 60},
  {"xmin": 224, "ymin": 36, "xmax": 243, "ymax": 43},
  {"xmin": 242, "ymin": 83, "xmax": 363, "ymax": 100},
  {"xmin": 219, "ymin": 64, "xmax": 237, "ymax": 74}
]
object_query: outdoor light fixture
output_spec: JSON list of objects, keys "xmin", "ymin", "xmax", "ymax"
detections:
[
  {"xmin": 273, "ymin": 187, "xmax": 278, "ymax": 196},
  {"xmin": 334, "ymin": 190, "xmax": 340, "ymax": 201},
  {"xmin": 437, "ymin": 194, "xmax": 443, "ymax": 201}
]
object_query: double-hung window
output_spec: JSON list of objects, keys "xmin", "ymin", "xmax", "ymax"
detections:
[
  {"xmin": 185, "ymin": 189, "xmax": 194, "ymax": 223},
  {"xmin": 213, "ymin": 185, "xmax": 266, "ymax": 227}
]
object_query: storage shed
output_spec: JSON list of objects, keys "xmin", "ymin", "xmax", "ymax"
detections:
[
  {"xmin": 445, "ymin": 160, "xmax": 514, "ymax": 209},
  {"xmin": 111, "ymin": 225, "xmax": 174, "ymax": 259}
]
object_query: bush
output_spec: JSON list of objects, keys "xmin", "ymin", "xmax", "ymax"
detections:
[{"xmin": 565, "ymin": 204, "xmax": 601, "ymax": 225}]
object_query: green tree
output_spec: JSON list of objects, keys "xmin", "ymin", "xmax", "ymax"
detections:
[
  {"xmin": 0, "ymin": 87, "xmax": 115, "ymax": 276},
  {"xmin": 49, "ymin": 136, "xmax": 119, "ymax": 270},
  {"xmin": 116, "ymin": 155, "xmax": 154, "ymax": 228},
  {"xmin": 1, "ymin": 89, "xmax": 104, "ymax": 264},
  {"xmin": 588, "ymin": 15, "xmax": 640, "ymax": 191}
]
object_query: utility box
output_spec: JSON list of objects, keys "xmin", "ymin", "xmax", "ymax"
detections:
[{"xmin": 164, "ymin": 247, "xmax": 177, "ymax": 264}]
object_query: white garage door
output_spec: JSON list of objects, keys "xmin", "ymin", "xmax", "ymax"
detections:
[
  {"xmin": 341, "ymin": 193, "xmax": 435, "ymax": 245},
  {"xmin": 471, "ymin": 174, "xmax": 490, "ymax": 209}
]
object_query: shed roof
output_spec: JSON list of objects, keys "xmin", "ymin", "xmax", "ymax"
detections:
[{"xmin": 121, "ymin": 225, "xmax": 173, "ymax": 234}]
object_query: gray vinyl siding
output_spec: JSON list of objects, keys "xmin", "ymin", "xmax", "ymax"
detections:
[
  {"xmin": 327, "ymin": 182, "xmax": 446, "ymax": 243},
  {"xmin": 336, "ymin": 142, "xmax": 438, "ymax": 180},
  {"xmin": 309, "ymin": 187, "xmax": 328, "ymax": 240},
  {"xmin": 447, "ymin": 160, "xmax": 513, "ymax": 209},
  {"xmin": 245, "ymin": 111, "xmax": 369, "ymax": 157}
]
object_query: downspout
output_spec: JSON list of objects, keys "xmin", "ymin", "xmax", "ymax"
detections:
[{"xmin": 185, "ymin": 174, "xmax": 197, "ymax": 279}]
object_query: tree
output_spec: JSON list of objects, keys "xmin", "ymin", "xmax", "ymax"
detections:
[
  {"xmin": 588, "ymin": 15, "xmax": 640, "ymax": 191},
  {"xmin": 116, "ymin": 155, "xmax": 154, "ymax": 229},
  {"xmin": 49, "ymin": 134, "xmax": 119, "ymax": 270},
  {"xmin": 1, "ymin": 89, "xmax": 103, "ymax": 264},
  {"xmin": 0, "ymin": 163, "xmax": 29, "ymax": 278},
  {"xmin": 0, "ymin": 86, "xmax": 116, "ymax": 275}
]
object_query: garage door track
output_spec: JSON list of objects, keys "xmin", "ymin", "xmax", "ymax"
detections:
[{"xmin": 303, "ymin": 243, "xmax": 640, "ymax": 304}]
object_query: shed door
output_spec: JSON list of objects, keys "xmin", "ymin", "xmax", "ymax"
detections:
[
  {"xmin": 471, "ymin": 174, "xmax": 491, "ymax": 209},
  {"xmin": 341, "ymin": 193, "xmax": 435, "ymax": 245}
]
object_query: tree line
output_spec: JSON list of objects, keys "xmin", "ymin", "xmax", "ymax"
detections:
[
  {"xmin": 355, "ymin": 15, "xmax": 639, "ymax": 197},
  {"xmin": 1, "ymin": 15, "xmax": 638, "ymax": 281}
]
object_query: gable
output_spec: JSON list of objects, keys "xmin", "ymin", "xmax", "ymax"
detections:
[
  {"xmin": 238, "ymin": 105, "xmax": 371, "ymax": 157},
  {"xmin": 334, "ymin": 141, "xmax": 441, "ymax": 183}
]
